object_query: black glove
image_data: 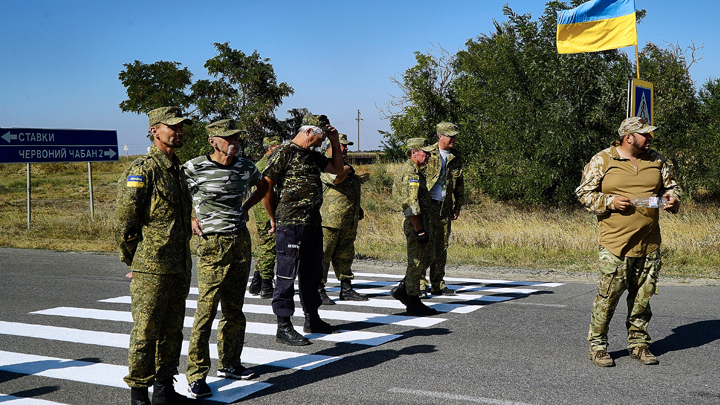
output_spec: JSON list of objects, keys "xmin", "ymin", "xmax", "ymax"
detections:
[{"xmin": 415, "ymin": 229, "xmax": 429, "ymax": 244}]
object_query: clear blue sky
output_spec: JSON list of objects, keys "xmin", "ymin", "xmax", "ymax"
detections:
[{"xmin": 1, "ymin": 0, "xmax": 717, "ymax": 154}]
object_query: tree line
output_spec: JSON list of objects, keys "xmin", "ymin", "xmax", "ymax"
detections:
[{"xmin": 381, "ymin": 1, "xmax": 720, "ymax": 206}]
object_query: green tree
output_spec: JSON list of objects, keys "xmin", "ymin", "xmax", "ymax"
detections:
[
  {"xmin": 380, "ymin": 45, "xmax": 457, "ymax": 156},
  {"xmin": 118, "ymin": 42, "xmax": 294, "ymax": 162}
]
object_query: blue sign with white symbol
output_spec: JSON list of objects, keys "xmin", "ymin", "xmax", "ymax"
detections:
[
  {"xmin": 627, "ymin": 79, "xmax": 654, "ymax": 125},
  {"xmin": 0, "ymin": 128, "xmax": 119, "ymax": 163}
]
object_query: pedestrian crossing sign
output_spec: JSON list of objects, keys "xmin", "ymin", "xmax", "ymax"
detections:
[{"xmin": 627, "ymin": 78, "xmax": 654, "ymax": 125}]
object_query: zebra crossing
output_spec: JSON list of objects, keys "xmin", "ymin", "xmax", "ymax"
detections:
[{"xmin": 0, "ymin": 271, "xmax": 562, "ymax": 404}]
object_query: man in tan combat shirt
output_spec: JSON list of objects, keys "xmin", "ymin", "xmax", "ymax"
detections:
[{"xmin": 575, "ymin": 117, "xmax": 681, "ymax": 367}]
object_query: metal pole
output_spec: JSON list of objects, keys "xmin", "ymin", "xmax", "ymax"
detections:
[
  {"xmin": 88, "ymin": 162, "xmax": 94, "ymax": 220},
  {"xmin": 26, "ymin": 163, "xmax": 31, "ymax": 230}
]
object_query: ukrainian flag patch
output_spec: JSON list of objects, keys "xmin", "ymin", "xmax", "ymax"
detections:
[
  {"xmin": 127, "ymin": 175, "xmax": 145, "ymax": 188},
  {"xmin": 408, "ymin": 178, "xmax": 419, "ymax": 187}
]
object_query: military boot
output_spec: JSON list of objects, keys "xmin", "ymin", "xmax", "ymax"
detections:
[
  {"xmin": 248, "ymin": 271, "xmax": 262, "ymax": 295},
  {"xmin": 152, "ymin": 378, "xmax": 198, "ymax": 404},
  {"xmin": 303, "ymin": 312, "xmax": 340, "ymax": 334},
  {"xmin": 259, "ymin": 277, "xmax": 274, "ymax": 299},
  {"xmin": 629, "ymin": 344, "xmax": 659, "ymax": 365},
  {"xmin": 405, "ymin": 295, "xmax": 438, "ymax": 316},
  {"xmin": 130, "ymin": 387, "xmax": 150, "ymax": 405},
  {"xmin": 318, "ymin": 283, "xmax": 335, "ymax": 305},
  {"xmin": 276, "ymin": 316, "xmax": 310, "ymax": 346},
  {"xmin": 588, "ymin": 350, "xmax": 615, "ymax": 367},
  {"xmin": 390, "ymin": 279, "xmax": 409, "ymax": 306},
  {"xmin": 339, "ymin": 279, "xmax": 367, "ymax": 301}
]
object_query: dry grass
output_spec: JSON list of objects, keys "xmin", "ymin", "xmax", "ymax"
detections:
[{"xmin": 1, "ymin": 160, "xmax": 718, "ymax": 279}]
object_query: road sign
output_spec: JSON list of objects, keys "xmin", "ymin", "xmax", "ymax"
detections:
[
  {"xmin": 0, "ymin": 128, "xmax": 118, "ymax": 164},
  {"xmin": 626, "ymin": 78, "xmax": 653, "ymax": 124}
]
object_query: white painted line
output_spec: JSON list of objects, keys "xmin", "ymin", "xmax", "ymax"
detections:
[
  {"xmin": 97, "ymin": 297, "xmax": 448, "ymax": 328},
  {"xmin": 0, "ymin": 393, "xmax": 68, "ymax": 404},
  {"xmin": 0, "ymin": 320, "xmax": 339, "ymax": 370},
  {"xmin": 0, "ymin": 350, "xmax": 269, "ymax": 404},
  {"xmin": 31, "ymin": 307, "xmax": 400, "ymax": 347},
  {"xmin": 388, "ymin": 387, "xmax": 536, "ymax": 405},
  {"xmin": 353, "ymin": 272, "xmax": 563, "ymax": 288}
]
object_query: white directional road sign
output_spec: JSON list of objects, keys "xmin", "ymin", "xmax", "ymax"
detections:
[{"xmin": 0, "ymin": 128, "xmax": 118, "ymax": 163}]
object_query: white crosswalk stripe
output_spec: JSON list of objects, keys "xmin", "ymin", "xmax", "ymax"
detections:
[{"xmin": 0, "ymin": 273, "xmax": 562, "ymax": 404}]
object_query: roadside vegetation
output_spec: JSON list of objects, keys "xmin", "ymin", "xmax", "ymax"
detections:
[{"xmin": 1, "ymin": 160, "xmax": 717, "ymax": 280}]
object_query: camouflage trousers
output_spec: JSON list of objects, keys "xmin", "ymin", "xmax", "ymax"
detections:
[
  {"xmin": 421, "ymin": 200, "xmax": 451, "ymax": 291},
  {"xmin": 403, "ymin": 216, "xmax": 435, "ymax": 296},
  {"xmin": 186, "ymin": 228, "xmax": 252, "ymax": 383},
  {"xmin": 588, "ymin": 246, "xmax": 660, "ymax": 352},
  {"xmin": 124, "ymin": 270, "xmax": 191, "ymax": 388},
  {"xmin": 321, "ymin": 224, "xmax": 358, "ymax": 284},
  {"xmin": 253, "ymin": 219, "xmax": 276, "ymax": 280}
]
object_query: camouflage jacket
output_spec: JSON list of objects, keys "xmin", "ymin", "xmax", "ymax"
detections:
[
  {"xmin": 262, "ymin": 142, "xmax": 330, "ymax": 227},
  {"xmin": 320, "ymin": 162, "xmax": 362, "ymax": 229},
  {"xmin": 423, "ymin": 142, "xmax": 465, "ymax": 217},
  {"xmin": 114, "ymin": 144, "xmax": 193, "ymax": 274},
  {"xmin": 393, "ymin": 159, "xmax": 432, "ymax": 221},
  {"xmin": 575, "ymin": 144, "xmax": 681, "ymax": 257},
  {"xmin": 182, "ymin": 155, "xmax": 261, "ymax": 234},
  {"xmin": 253, "ymin": 155, "xmax": 271, "ymax": 224}
]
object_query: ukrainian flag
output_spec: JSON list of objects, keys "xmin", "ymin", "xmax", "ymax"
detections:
[{"xmin": 556, "ymin": 0, "xmax": 637, "ymax": 54}]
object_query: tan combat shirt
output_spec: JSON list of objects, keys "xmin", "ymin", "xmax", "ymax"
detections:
[
  {"xmin": 393, "ymin": 159, "xmax": 432, "ymax": 220},
  {"xmin": 575, "ymin": 144, "xmax": 681, "ymax": 257}
]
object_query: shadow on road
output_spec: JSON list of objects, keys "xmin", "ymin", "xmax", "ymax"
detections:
[{"xmin": 651, "ymin": 320, "xmax": 720, "ymax": 356}]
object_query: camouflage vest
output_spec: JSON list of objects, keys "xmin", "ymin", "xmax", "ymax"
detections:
[
  {"xmin": 183, "ymin": 155, "xmax": 261, "ymax": 234},
  {"xmin": 320, "ymin": 162, "xmax": 362, "ymax": 229}
]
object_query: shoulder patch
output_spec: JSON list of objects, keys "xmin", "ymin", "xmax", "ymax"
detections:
[
  {"xmin": 408, "ymin": 178, "xmax": 419, "ymax": 186},
  {"xmin": 127, "ymin": 175, "xmax": 145, "ymax": 188}
]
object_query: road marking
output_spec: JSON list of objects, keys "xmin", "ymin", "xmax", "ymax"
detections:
[
  {"xmin": 0, "ymin": 320, "xmax": 339, "ymax": 370},
  {"xmin": 98, "ymin": 297, "xmax": 448, "ymax": 327},
  {"xmin": 31, "ymin": 307, "xmax": 400, "ymax": 346},
  {"xmin": 388, "ymin": 387, "xmax": 536, "ymax": 405},
  {"xmin": 0, "ymin": 351, "xmax": 269, "ymax": 403},
  {"xmin": 0, "ymin": 393, "xmax": 68, "ymax": 404}
]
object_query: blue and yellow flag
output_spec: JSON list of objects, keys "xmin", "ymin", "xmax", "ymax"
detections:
[{"xmin": 556, "ymin": 0, "xmax": 637, "ymax": 54}]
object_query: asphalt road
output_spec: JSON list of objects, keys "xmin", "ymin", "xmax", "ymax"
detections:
[{"xmin": 0, "ymin": 247, "xmax": 718, "ymax": 405}]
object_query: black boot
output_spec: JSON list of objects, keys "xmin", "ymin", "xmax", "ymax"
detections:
[
  {"xmin": 390, "ymin": 279, "xmax": 409, "ymax": 306},
  {"xmin": 339, "ymin": 279, "xmax": 368, "ymax": 301},
  {"xmin": 318, "ymin": 283, "xmax": 336, "ymax": 305},
  {"xmin": 152, "ymin": 377, "xmax": 198, "ymax": 404},
  {"xmin": 406, "ymin": 295, "xmax": 438, "ymax": 316},
  {"xmin": 303, "ymin": 312, "xmax": 340, "ymax": 334},
  {"xmin": 248, "ymin": 271, "xmax": 261, "ymax": 295},
  {"xmin": 276, "ymin": 316, "xmax": 311, "ymax": 346},
  {"xmin": 131, "ymin": 387, "xmax": 150, "ymax": 405},
  {"xmin": 260, "ymin": 277, "xmax": 274, "ymax": 299}
]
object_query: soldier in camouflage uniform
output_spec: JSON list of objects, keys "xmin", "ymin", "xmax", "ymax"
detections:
[
  {"xmin": 319, "ymin": 133, "xmax": 367, "ymax": 305},
  {"xmin": 576, "ymin": 117, "xmax": 681, "ymax": 367},
  {"xmin": 248, "ymin": 136, "xmax": 282, "ymax": 298},
  {"xmin": 114, "ymin": 107, "xmax": 197, "ymax": 405},
  {"xmin": 389, "ymin": 138, "xmax": 439, "ymax": 316},
  {"xmin": 182, "ymin": 119, "xmax": 269, "ymax": 398},
  {"xmin": 262, "ymin": 114, "xmax": 345, "ymax": 345},
  {"xmin": 419, "ymin": 122, "xmax": 465, "ymax": 297}
]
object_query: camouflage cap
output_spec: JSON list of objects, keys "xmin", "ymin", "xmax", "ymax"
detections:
[
  {"xmin": 618, "ymin": 117, "xmax": 657, "ymax": 137},
  {"xmin": 206, "ymin": 119, "xmax": 245, "ymax": 138},
  {"xmin": 263, "ymin": 136, "xmax": 282, "ymax": 147},
  {"xmin": 148, "ymin": 107, "xmax": 192, "ymax": 128},
  {"xmin": 437, "ymin": 122, "xmax": 459, "ymax": 136},
  {"xmin": 338, "ymin": 133, "xmax": 354, "ymax": 146},
  {"xmin": 406, "ymin": 137, "xmax": 434, "ymax": 152},
  {"xmin": 301, "ymin": 114, "xmax": 331, "ymax": 132}
]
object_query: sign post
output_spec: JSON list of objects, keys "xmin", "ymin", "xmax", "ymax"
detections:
[{"xmin": 0, "ymin": 128, "xmax": 118, "ymax": 227}]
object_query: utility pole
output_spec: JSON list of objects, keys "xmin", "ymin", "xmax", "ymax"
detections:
[{"xmin": 355, "ymin": 109, "xmax": 363, "ymax": 152}]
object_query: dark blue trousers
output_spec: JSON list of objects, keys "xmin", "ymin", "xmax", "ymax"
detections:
[{"xmin": 272, "ymin": 224, "xmax": 323, "ymax": 318}]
